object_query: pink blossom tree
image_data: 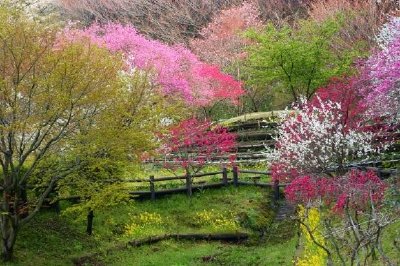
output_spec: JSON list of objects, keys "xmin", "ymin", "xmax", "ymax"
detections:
[
  {"xmin": 190, "ymin": 1, "xmax": 262, "ymax": 68},
  {"xmin": 159, "ymin": 118, "xmax": 236, "ymax": 174},
  {"xmin": 362, "ymin": 17, "xmax": 400, "ymax": 122},
  {"xmin": 65, "ymin": 23, "xmax": 244, "ymax": 106},
  {"xmin": 189, "ymin": 1, "xmax": 265, "ymax": 114}
]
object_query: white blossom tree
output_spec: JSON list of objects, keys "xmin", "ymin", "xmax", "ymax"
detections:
[{"xmin": 267, "ymin": 97, "xmax": 388, "ymax": 179}]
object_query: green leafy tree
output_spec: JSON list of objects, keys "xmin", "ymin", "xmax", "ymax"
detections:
[
  {"xmin": 244, "ymin": 16, "xmax": 364, "ymax": 106},
  {"xmin": 0, "ymin": 4, "xmax": 123, "ymax": 261},
  {"xmin": 36, "ymin": 69, "xmax": 186, "ymax": 218}
]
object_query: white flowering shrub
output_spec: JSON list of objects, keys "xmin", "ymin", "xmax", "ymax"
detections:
[{"xmin": 267, "ymin": 97, "xmax": 387, "ymax": 177}]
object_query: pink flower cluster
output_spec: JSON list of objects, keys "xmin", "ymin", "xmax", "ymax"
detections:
[
  {"xmin": 64, "ymin": 23, "xmax": 244, "ymax": 106},
  {"xmin": 362, "ymin": 17, "xmax": 400, "ymax": 120}
]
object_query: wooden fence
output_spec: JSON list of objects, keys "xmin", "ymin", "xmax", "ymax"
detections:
[
  {"xmin": 126, "ymin": 166, "xmax": 283, "ymax": 201},
  {"xmin": 49, "ymin": 163, "xmax": 398, "ymax": 235},
  {"xmin": 83, "ymin": 166, "xmax": 282, "ymax": 235}
]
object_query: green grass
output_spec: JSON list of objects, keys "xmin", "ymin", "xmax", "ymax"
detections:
[
  {"xmin": 90, "ymin": 186, "xmax": 277, "ymax": 240},
  {"xmin": 101, "ymin": 238, "xmax": 297, "ymax": 266},
  {"xmin": 6, "ymin": 212, "xmax": 96, "ymax": 266},
  {"xmin": 6, "ymin": 186, "xmax": 297, "ymax": 266}
]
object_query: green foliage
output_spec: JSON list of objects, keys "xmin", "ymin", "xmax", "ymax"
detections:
[
  {"xmin": 244, "ymin": 15, "xmax": 365, "ymax": 106},
  {"xmin": 31, "ymin": 68, "xmax": 186, "ymax": 217}
]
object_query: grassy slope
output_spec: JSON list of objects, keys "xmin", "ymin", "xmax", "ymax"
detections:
[
  {"xmin": 102, "ymin": 239, "xmax": 297, "ymax": 266},
  {"xmin": 6, "ymin": 184, "xmax": 398, "ymax": 266},
  {"xmin": 6, "ymin": 186, "xmax": 298, "ymax": 266}
]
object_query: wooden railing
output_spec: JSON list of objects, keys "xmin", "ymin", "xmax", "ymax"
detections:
[{"xmin": 125, "ymin": 166, "xmax": 282, "ymax": 201}]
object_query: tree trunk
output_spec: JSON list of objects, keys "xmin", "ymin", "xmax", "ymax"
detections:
[{"xmin": 0, "ymin": 215, "xmax": 17, "ymax": 262}]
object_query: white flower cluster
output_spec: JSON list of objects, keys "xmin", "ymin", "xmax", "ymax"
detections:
[
  {"xmin": 376, "ymin": 16, "xmax": 400, "ymax": 49},
  {"xmin": 266, "ymin": 97, "xmax": 382, "ymax": 174}
]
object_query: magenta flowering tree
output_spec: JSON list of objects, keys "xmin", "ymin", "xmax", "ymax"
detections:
[
  {"xmin": 309, "ymin": 76, "xmax": 368, "ymax": 129},
  {"xmin": 362, "ymin": 17, "xmax": 400, "ymax": 122},
  {"xmin": 65, "ymin": 23, "xmax": 245, "ymax": 106},
  {"xmin": 159, "ymin": 118, "xmax": 236, "ymax": 174},
  {"xmin": 285, "ymin": 170, "xmax": 387, "ymax": 212}
]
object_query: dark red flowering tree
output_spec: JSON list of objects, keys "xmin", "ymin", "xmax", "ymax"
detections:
[
  {"xmin": 284, "ymin": 170, "xmax": 392, "ymax": 265},
  {"xmin": 285, "ymin": 170, "xmax": 387, "ymax": 212},
  {"xmin": 310, "ymin": 76, "xmax": 367, "ymax": 129},
  {"xmin": 159, "ymin": 118, "xmax": 236, "ymax": 174}
]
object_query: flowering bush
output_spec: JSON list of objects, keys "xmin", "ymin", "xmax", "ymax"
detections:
[
  {"xmin": 333, "ymin": 170, "xmax": 387, "ymax": 212},
  {"xmin": 124, "ymin": 212, "xmax": 163, "ymax": 236},
  {"xmin": 296, "ymin": 206, "xmax": 327, "ymax": 266},
  {"xmin": 159, "ymin": 118, "xmax": 236, "ymax": 173},
  {"xmin": 285, "ymin": 170, "xmax": 387, "ymax": 213},
  {"xmin": 287, "ymin": 170, "xmax": 390, "ymax": 265},
  {"xmin": 284, "ymin": 176, "xmax": 318, "ymax": 204}
]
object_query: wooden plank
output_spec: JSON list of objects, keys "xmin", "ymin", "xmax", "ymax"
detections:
[
  {"xmin": 233, "ymin": 166, "xmax": 238, "ymax": 187},
  {"xmin": 129, "ymin": 182, "xmax": 231, "ymax": 197},
  {"xmin": 73, "ymin": 233, "xmax": 249, "ymax": 265},
  {"xmin": 186, "ymin": 172, "xmax": 192, "ymax": 197},
  {"xmin": 128, "ymin": 233, "xmax": 249, "ymax": 247},
  {"xmin": 149, "ymin": 175, "xmax": 155, "ymax": 200},
  {"xmin": 191, "ymin": 171, "xmax": 223, "ymax": 178},
  {"xmin": 237, "ymin": 181, "xmax": 272, "ymax": 188},
  {"xmin": 103, "ymin": 178, "xmax": 147, "ymax": 183},
  {"xmin": 239, "ymin": 170, "xmax": 271, "ymax": 175},
  {"xmin": 222, "ymin": 167, "xmax": 228, "ymax": 185},
  {"xmin": 153, "ymin": 175, "xmax": 186, "ymax": 181}
]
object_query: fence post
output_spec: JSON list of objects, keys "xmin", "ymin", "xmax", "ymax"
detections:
[
  {"xmin": 222, "ymin": 167, "xmax": 228, "ymax": 185},
  {"xmin": 233, "ymin": 166, "xmax": 238, "ymax": 187},
  {"xmin": 86, "ymin": 209, "xmax": 94, "ymax": 235},
  {"xmin": 150, "ymin": 175, "xmax": 155, "ymax": 201},
  {"xmin": 186, "ymin": 170, "xmax": 192, "ymax": 197},
  {"xmin": 273, "ymin": 179, "xmax": 280, "ymax": 202}
]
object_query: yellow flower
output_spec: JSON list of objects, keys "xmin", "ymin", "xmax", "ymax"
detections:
[{"xmin": 297, "ymin": 206, "xmax": 326, "ymax": 266}]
